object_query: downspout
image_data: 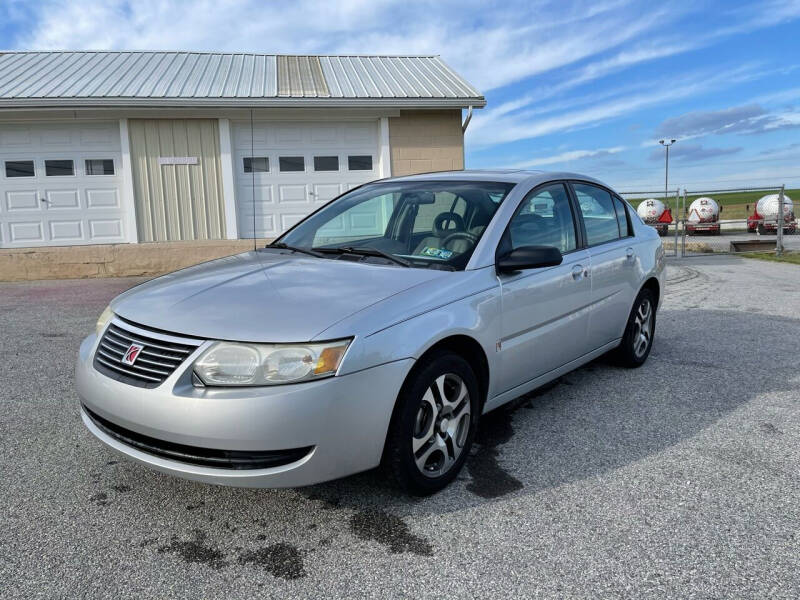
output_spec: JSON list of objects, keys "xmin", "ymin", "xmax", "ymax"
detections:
[{"xmin": 461, "ymin": 105, "xmax": 473, "ymax": 133}]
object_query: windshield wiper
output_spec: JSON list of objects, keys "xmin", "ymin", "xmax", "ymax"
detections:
[
  {"xmin": 266, "ymin": 242, "xmax": 324, "ymax": 258},
  {"xmin": 313, "ymin": 246, "xmax": 410, "ymax": 267}
]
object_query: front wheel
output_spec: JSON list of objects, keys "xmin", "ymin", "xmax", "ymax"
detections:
[
  {"xmin": 384, "ymin": 351, "xmax": 479, "ymax": 495},
  {"xmin": 614, "ymin": 288, "xmax": 656, "ymax": 368}
]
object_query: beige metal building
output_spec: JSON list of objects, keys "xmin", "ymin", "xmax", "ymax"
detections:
[{"xmin": 0, "ymin": 52, "xmax": 484, "ymax": 249}]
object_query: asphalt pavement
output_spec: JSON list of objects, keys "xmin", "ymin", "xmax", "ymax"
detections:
[{"xmin": 1, "ymin": 256, "xmax": 798, "ymax": 599}]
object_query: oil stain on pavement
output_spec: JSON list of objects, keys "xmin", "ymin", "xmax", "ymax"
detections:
[
  {"xmin": 465, "ymin": 408, "xmax": 523, "ymax": 498},
  {"xmin": 350, "ymin": 509, "xmax": 433, "ymax": 555},
  {"xmin": 157, "ymin": 530, "xmax": 228, "ymax": 570},
  {"xmin": 238, "ymin": 542, "xmax": 306, "ymax": 580}
]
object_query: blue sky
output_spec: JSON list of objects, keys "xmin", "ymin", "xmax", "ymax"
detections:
[{"xmin": 1, "ymin": 0, "xmax": 799, "ymax": 191}]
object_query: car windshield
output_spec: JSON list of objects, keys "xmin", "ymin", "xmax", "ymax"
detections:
[{"xmin": 273, "ymin": 181, "xmax": 516, "ymax": 270}]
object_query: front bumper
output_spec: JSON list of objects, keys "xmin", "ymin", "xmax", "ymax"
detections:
[{"xmin": 76, "ymin": 332, "xmax": 413, "ymax": 487}]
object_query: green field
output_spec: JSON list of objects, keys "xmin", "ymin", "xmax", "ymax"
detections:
[
  {"xmin": 740, "ymin": 251, "xmax": 800, "ymax": 265},
  {"xmin": 631, "ymin": 189, "xmax": 799, "ymax": 221}
]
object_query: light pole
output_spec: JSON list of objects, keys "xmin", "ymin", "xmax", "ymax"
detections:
[
  {"xmin": 659, "ymin": 138, "xmax": 676, "ymax": 202},
  {"xmin": 659, "ymin": 138, "xmax": 677, "ymax": 224}
]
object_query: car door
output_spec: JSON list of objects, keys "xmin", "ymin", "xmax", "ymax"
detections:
[
  {"xmin": 570, "ymin": 182, "xmax": 640, "ymax": 350},
  {"xmin": 497, "ymin": 182, "xmax": 592, "ymax": 393}
]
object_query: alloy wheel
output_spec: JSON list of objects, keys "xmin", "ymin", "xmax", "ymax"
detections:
[
  {"xmin": 632, "ymin": 298, "xmax": 653, "ymax": 359},
  {"xmin": 412, "ymin": 373, "xmax": 471, "ymax": 478}
]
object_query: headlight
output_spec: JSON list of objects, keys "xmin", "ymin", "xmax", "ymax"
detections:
[
  {"xmin": 96, "ymin": 305, "xmax": 113, "ymax": 335},
  {"xmin": 193, "ymin": 339, "xmax": 351, "ymax": 386}
]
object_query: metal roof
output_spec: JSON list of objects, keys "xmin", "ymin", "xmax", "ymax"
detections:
[{"xmin": 0, "ymin": 51, "xmax": 484, "ymax": 108}]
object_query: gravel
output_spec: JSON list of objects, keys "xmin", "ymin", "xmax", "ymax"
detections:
[{"xmin": 1, "ymin": 256, "xmax": 798, "ymax": 599}]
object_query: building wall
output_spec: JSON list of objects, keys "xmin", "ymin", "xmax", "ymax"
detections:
[
  {"xmin": 128, "ymin": 119, "xmax": 227, "ymax": 242},
  {"xmin": 388, "ymin": 110, "xmax": 464, "ymax": 176}
]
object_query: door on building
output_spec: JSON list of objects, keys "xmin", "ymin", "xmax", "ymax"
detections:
[
  {"xmin": 232, "ymin": 120, "xmax": 380, "ymax": 238},
  {"xmin": 0, "ymin": 122, "xmax": 127, "ymax": 248}
]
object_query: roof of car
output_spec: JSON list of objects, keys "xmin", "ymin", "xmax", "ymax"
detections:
[{"xmin": 382, "ymin": 169, "xmax": 612, "ymax": 188}]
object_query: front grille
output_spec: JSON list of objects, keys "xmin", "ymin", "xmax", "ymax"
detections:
[
  {"xmin": 93, "ymin": 319, "xmax": 203, "ymax": 388},
  {"xmin": 83, "ymin": 405, "xmax": 314, "ymax": 470}
]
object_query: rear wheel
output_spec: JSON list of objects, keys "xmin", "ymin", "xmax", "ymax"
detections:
[
  {"xmin": 614, "ymin": 288, "xmax": 656, "ymax": 368},
  {"xmin": 384, "ymin": 351, "xmax": 479, "ymax": 495}
]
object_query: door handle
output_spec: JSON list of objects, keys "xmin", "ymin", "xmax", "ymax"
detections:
[
  {"xmin": 571, "ymin": 265, "xmax": 584, "ymax": 280},
  {"xmin": 625, "ymin": 247, "xmax": 635, "ymax": 261}
]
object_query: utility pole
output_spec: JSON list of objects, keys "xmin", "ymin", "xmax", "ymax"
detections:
[{"xmin": 659, "ymin": 138, "xmax": 677, "ymax": 229}]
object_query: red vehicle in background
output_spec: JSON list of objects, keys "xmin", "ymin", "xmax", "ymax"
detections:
[
  {"xmin": 636, "ymin": 198, "xmax": 673, "ymax": 237},
  {"xmin": 746, "ymin": 193, "xmax": 796, "ymax": 234},
  {"xmin": 686, "ymin": 197, "xmax": 721, "ymax": 235}
]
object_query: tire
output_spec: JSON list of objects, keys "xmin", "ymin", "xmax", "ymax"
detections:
[
  {"xmin": 614, "ymin": 288, "xmax": 656, "ymax": 368},
  {"xmin": 384, "ymin": 350, "xmax": 480, "ymax": 496}
]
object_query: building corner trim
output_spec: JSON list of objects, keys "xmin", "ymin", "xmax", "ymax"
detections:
[
  {"xmin": 378, "ymin": 116, "xmax": 391, "ymax": 178},
  {"xmin": 218, "ymin": 118, "xmax": 239, "ymax": 240},
  {"xmin": 118, "ymin": 118, "xmax": 138, "ymax": 243}
]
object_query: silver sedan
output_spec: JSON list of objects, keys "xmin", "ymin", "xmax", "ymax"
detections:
[{"xmin": 77, "ymin": 170, "xmax": 665, "ymax": 495}]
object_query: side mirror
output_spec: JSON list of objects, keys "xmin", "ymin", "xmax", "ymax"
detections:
[{"xmin": 496, "ymin": 245, "xmax": 562, "ymax": 274}]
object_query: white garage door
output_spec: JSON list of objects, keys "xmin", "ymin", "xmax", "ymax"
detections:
[
  {"xmin": 232, "ymin": 121, "xmax": 380, "ymax": 238},
  {"xmin": 0, "ymin": 122, "xmax": 127, "ymax": 248}
]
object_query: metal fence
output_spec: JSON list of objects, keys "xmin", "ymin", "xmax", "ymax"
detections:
[
  {"xmin": 678, "ymin": 185, "xmax": 795, "ymax": 256},
  {"xmin": 623, "ymin": 185, "xmax": 796, "ymax": 257},
  {"xmin": 619, "ymin": 189, "xmax": 681, "ymax": 257}
]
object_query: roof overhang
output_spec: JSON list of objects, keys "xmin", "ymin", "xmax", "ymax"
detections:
[{"xmin": 0, "ymin": 97, "xmax": 486, "ymax": 110}]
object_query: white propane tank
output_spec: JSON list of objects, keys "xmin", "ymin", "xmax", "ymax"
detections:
[
  {"xmin": 756, "ymin": 193, "xmax": 794, "ymax": 220},
  {"xmin": 687, "ymin": 197, "xmax": 720, "ymax": 223},
  {"xmin": 637, "ymin": 198, "xmax": 666, "ymax": 223}
]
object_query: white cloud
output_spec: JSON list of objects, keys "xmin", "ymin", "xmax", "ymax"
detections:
[
  {"xmin": 467, "ymin": 63, "xmax": 766, "ymax": 147},
  {"xmin": 508, "ymin": 146, "xmax": 627, "ymax": 169},
  {"xmin": 2, "ymin": 0, "xmax": 688, "ymax": 92}
]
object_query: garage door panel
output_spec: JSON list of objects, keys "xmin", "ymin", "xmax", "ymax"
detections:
[
  {"xmin": 0, "ymin": 121, "xmax": 126, "ymax": 247},
  {"xmin": 280, "ymin": 214, "xmax": 307, "ymax": 231},
  {"xmin": 344, "ymin": 123, "xmax": 375, "ymax": 143},
  {"xmin": 86, "ymin": 189, "xmax": 120, "ymax": 208},
  {"xmin": 80, "ymin": 125, "xmax": 115, "ymax": 146},
  {"xmin": 49, "ymin": 220, "xmax": 83, "ymax": 241},
  {"xmin": 9, "ymin": 221, "xmax": 44, "ymax": 243},
  {"xmin": 312, "ymin": 183, "xmax": 342, "ymax": 202},
  {"xmin": 233, "ymin": 120, "xmax": 379, "ymax": 239},
  {"xmin": 6, "ymin": 190, "xmax": 39, "ymax": 211},
  {"xmin": 43, "ymin": 128, "xmax": 72, "ymax": 145},
  {"xmin": 88, "ymin": 218, "xmax": 124, "ymax": 240},
  {"xmin": 0, "ymin": 126, "xmax": 33, "ymax": 147},
  {"xmin": 45, "ymin": 189, "xmax": 80, "ymax": 209},
  {"xmin": 278, "ymin": 185, "xmax": 309, "ymax": 203},
  {"xmin": 310, "ymin": 125, "xmax": 338, "ymax": 143}
]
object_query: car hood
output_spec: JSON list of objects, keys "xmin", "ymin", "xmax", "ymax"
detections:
[{"xmin": 111, "ymin": 251, "xmax": 448, "ymax": 342}]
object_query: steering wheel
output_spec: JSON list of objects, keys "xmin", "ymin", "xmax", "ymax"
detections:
[
  {"xmin": 434, "ymin": 212, "xmax": 466, "ymax": 236},
  {"xmin": 441, "ymin": 230, "xmax": 479, "ymax": 248}
]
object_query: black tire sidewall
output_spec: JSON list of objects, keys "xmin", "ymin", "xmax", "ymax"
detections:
[
  {"xmin": 618, "ymin": 289, "xmax": 656, "ymax": 368},
  {"xmin": 386, "ymin": 350, "xmax": 480, "ymax": 495}
]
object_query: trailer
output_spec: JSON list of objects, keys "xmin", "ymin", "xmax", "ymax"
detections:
[
  {"xmin": 636, "ymin": 198, "xmax": 673, "ymax": 237},
  {"xmin": 686, "ymin": 197, "xmax": 721, "ymax": 235},
  {"xmin": 746, "ymin": 193, "xmax": 796, "ymax": 234}
]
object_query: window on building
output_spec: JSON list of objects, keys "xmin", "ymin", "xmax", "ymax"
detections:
[
  {"xmin": 45, "ymin": 159, "xmax": 74, "ymax": 176},
  {"xmin": 279, "ymin": 156, "xmax": 305, "ymax": 172},
  {"xmin": 5, "ymin": 160, "xmax": 35, "ymax": 178},
  {"xmin": 243, "ymin": 157, "xmax": 269, "ymax": 173},
  {"xmin": 314, "ymin": 156, "xmax": 339, "ymax": 171},
  {"xmin": 348, "ymin": 155, "xmax": 373, "ymax": 171},
  {"xmin": 85, "ymin": 159, "xmax": 115, "ymax": 175}
]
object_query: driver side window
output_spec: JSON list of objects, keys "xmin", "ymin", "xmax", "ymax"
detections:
[{"xmin": 506, "ymin": 183, "xmax": 577, "ymax": 254}]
